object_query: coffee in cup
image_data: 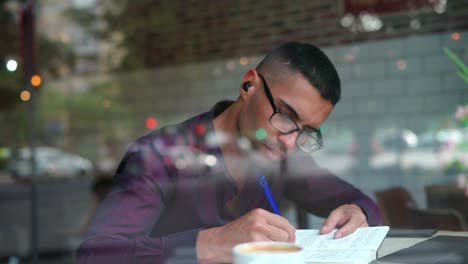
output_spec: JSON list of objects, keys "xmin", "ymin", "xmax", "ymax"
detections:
[{"xmin": 233, "ymin": 242, "xmax": 304, "ymax": 264}]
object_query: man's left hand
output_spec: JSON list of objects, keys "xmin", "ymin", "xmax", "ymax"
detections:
[{"xmin": 319, "ymin": 204, "xmax": 368, "ymax": 239}]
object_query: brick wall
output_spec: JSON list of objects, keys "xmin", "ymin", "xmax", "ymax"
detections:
[
  {"xmin": 117, "ymin": 0, "xmax": 468, "ymax": 68},
  {"xmin": 322, "ymin": 31, "xmax": 468, "ymax": 206}
]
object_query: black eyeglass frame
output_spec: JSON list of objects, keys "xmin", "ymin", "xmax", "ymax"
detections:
[{"xmin": 257, "ymin": 73, "xmax": 323, "ymax": 153}]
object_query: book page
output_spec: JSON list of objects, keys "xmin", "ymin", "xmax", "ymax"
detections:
[
  {"xmin": 296, "ymin": 226, "xmax": 389, "ymax": 251},
  {"xmin": 304, "ymin": 249, "xmax": 376, "ymax": 264}
]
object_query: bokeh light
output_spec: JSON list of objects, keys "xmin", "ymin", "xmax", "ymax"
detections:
[
  {"xmin": 225, "ymin": 61, "xmax": 236, "ymax": 71},
  {"xmin": 344, "ymin": 53, "xmax": 354, "ymax": 62},
  {"xmin": 175, "ymin": 159, "xmax": 187, "ymax": 170},
  {"xmin": 6, "ymin": 60, "xmax": 17, "ymax": 72},
  {"xmin": 451, "ymin": 32, "xmax": 461, "ymax": 41},
  {"xmin": 31, "ymin": 75, "xmax": 42, "ymax": 87},
  {"xmin": 409, "ymin": 19, "xmax": 421, "ymax": 30},
  {"xmin": 359, "ymin": 12, "xmax": 383, "ymax": 32},
  {"xmin": 195, "ymin": 124, "xmax": 206, "ymax": 136},
  {"xmin": 205, "ymin": 155, "xmax": 217, "ymax": 167},
  {"xmin": 146, "ymin": 117, "xmax": 158, "ymax": 129},
  {"xmin": 340, "ymin": 13, "xmax": 354, "ymax": 28},
  {"xmin": 239, "ymin": 57, "xmax": 249, "ymax": 66},
  {"xmin": 255, "ymin": 128, "xmax": 267, "ymax": 140},
  {"xmin": 397, "ymin": 59, "xmax": 407, "ymax": 71},
  {"xmin": 0, "ymin": 147, "xmax": 11, "ymax": 158},
  {"xmin": 20, "ymin": 90, "xmax": 31, "ymax": 101}
]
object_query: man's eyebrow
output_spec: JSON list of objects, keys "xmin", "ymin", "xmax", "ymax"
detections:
[{"xmin": 279, "ymin": 99, "xmax": 301, "ymax": 121}]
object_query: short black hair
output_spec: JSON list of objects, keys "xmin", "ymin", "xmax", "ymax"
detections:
[{"xmin": 256, "ymin": 42, "xmax": 341, "ymax": 105}]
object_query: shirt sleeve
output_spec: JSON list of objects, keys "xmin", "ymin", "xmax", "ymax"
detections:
[
  {"xmin": 76, "ymin": 140, "xmax": 199, "ymax": 264},
  {"xmin": 283, "ymin": 155, "xmax": 380, "ymax": 226}
]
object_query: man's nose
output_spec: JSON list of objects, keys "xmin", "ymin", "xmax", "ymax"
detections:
[{"xmin": 277, "ymin": 131, "xmax": 299, "ymax": 151}]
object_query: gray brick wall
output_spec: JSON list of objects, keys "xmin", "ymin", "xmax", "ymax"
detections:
[{"xmin": 324, "ymin": 30, "xmax": 468, "ymax": 206}]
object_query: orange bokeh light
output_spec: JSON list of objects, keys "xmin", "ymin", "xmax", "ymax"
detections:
[
  {"xmin": 31, "ymin": 75, "xmax": 42, "ymax": 87},
  {"xmin": 451, "ymin": 32, "xmax": 461, "ymax": 41}
]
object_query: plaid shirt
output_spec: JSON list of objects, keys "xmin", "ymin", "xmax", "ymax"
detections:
[{"xmin": 77, "ymin": 100, "xmax": 380, "ymax": 264}]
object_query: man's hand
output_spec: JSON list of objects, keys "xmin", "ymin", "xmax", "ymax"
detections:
[
  {"xmin": 196, "ymin": 208, "xmax": 295, "ymax": 263},
  {"xmin": 320, "ymin": 204, "xmax": 368, "ymax": 239}
]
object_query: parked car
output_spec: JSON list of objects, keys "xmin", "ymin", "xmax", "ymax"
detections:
[{"xmin": 9, "ymin": 146, "xmax": 94, "ymax": 178}]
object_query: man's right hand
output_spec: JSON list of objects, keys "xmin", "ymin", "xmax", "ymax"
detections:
[{"xmin": 195, "ymin": 208, "xmax": 296, "ymax": 264}]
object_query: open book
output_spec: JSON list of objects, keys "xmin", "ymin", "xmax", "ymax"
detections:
[{"xmin": 295, "ymin": 226, "xmax": 389, "ymax": 264}]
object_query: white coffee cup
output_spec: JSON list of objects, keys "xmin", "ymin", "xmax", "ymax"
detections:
[{"xmin": 232, "ymin": 241, "xmax": 304, "ymax": 264}]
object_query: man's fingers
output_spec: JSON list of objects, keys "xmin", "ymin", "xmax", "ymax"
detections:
[
  {"xmin": 250, "ymin": 209, "xmax": 296, "ymax": 242},
  {"xmin": 261, "ymin": 224, "xmax": 291, "ymax": 242},
  {"xmin": 266, "ymin": 221, "xmax": 295, "ymax": 242},
  {"xmin": 265, "ymin": 214, "xmax": 296, "ymax": 242},
  {"xmin": 334, "ymin": 207, "xmax": 368, "ymax": 238},
  {"xmin": 335, "ymin": 219, "xmax": 368, "ymax": 238},
  {"xmin": 334, "ymin": 222, "xmax": 359, "ymax": 238},
  {"xmin": 320, "ymin": 208, "xmax": 346, "ymax": 234}
]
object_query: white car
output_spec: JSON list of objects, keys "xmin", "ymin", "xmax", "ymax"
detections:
[{"xmin": 9, "ymin": 147, "xmax": 93, "ymax": 178}]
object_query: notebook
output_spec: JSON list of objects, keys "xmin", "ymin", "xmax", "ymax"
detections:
[{"xmin": 295, "ymin": 226, "xmax": 389, "ymax": 264}]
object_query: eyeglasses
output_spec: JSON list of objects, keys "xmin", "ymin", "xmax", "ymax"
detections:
[{"xmin": 258, "ymin": 73, "xmax": 323, "ymax": 153}]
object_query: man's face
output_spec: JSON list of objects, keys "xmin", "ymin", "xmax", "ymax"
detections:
[{"xmin": 239, "ymin": 71, "xmax": 334, "ymax": 161}]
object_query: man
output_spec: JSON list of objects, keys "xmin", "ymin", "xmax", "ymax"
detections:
[{"xmin": 77, "ymin": 42, "xmax": 380, "ymax": 264}]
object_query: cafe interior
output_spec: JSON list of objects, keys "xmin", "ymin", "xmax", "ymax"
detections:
[{"xmin": 0, "ymin": 0, "xmax": 467, "ymax": 263}]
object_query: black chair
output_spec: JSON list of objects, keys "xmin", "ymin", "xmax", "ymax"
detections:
[{"xmin": 425, "ymin": 184, "xmax": 468, "ymax": 222}]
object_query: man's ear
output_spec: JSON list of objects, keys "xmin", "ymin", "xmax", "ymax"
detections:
[{"xmin": 239, "ymin": 69, "xmax": 258, "ymax": 97}]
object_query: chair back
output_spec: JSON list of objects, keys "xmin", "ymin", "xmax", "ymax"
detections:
[
  {"xmin": 375, "ymin": 185, "xmax": 467, "ymax": 231},
  {"xmin": 375, "ymin": 186, "xmax": 416, "ymax": 228}
]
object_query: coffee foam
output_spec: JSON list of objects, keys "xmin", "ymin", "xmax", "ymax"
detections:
[{"xmin": 237, "ymin": 244, "xmax": 301, "ymax": 253}]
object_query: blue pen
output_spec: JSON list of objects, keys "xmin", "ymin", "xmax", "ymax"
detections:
[{"xmin": 257, "ymin": 176, "xmax": 280, "ymax": 215}]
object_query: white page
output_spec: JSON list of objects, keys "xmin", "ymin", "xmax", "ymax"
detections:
[
  {"xmin": 303, "ymin": 249, "xmax": 376, "ymax": 263},
  {"xmin": 296, "ymin": 226, "xmax": 389, "ymax": 251}
]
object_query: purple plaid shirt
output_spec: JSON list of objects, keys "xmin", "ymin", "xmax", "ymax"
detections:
[{"xmin": 76, "ymin": 101, "xmax": 380, "ymax": 264}]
